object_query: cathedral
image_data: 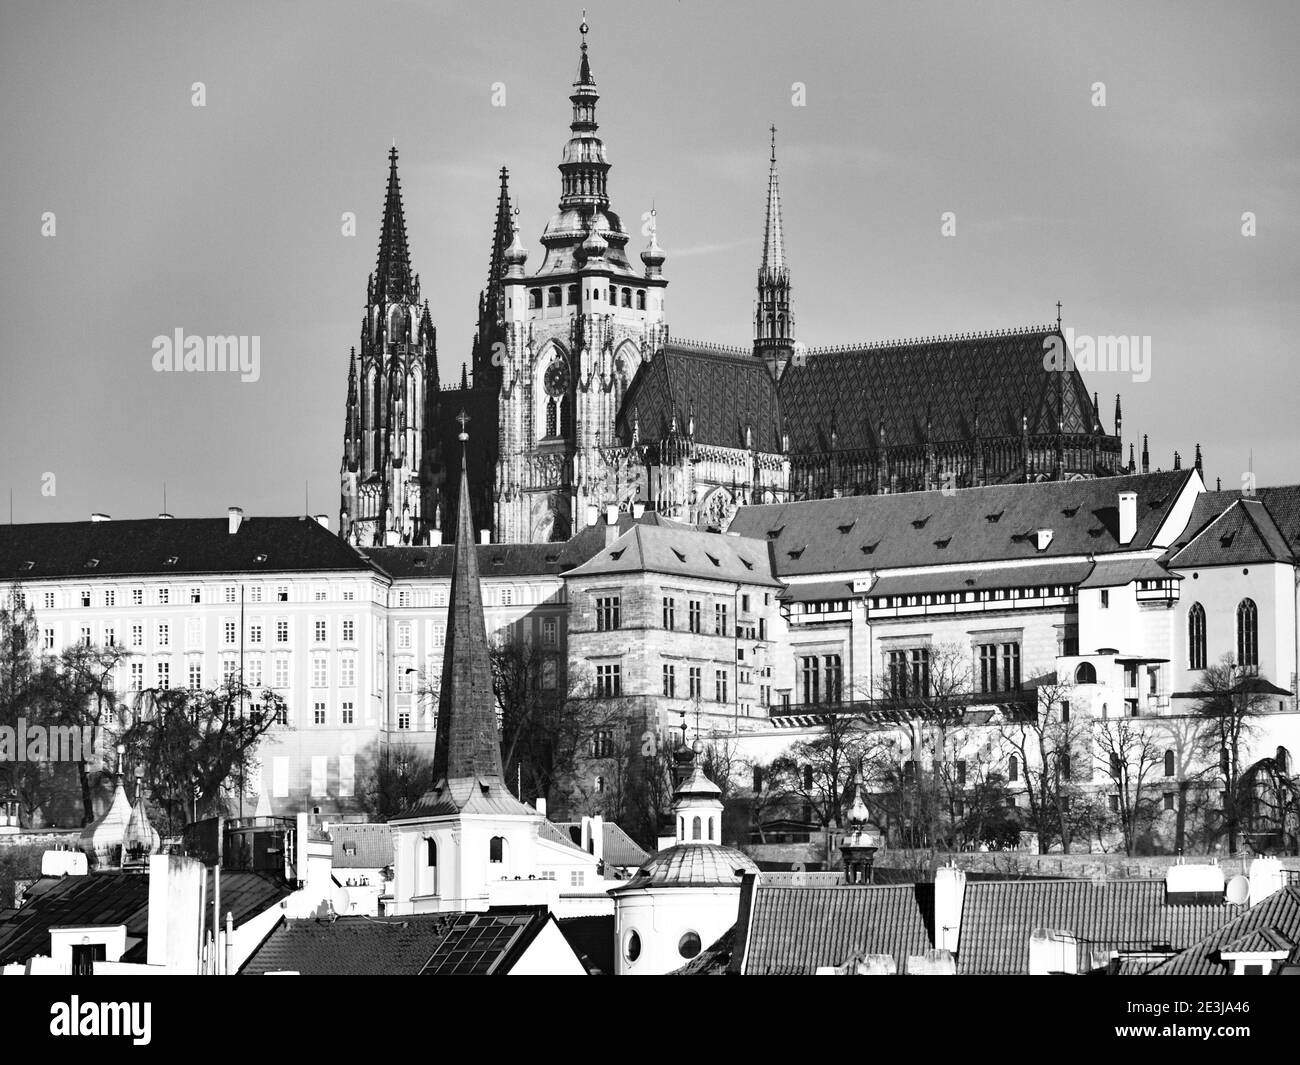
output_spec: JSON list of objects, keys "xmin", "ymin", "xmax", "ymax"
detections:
[{"xmin": 340, "ymin": 18, "xmax": 1126, "ymax": 548}]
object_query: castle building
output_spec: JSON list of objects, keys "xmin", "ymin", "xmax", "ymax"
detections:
[{"xmin": 338, "ymin": 16, "xmax": 1128, "ymax": 548}]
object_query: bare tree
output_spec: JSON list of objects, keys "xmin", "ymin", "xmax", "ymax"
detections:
[
  {"xmin": 0, "ymin": 583, "xmax": 57, "ymax": 826},
  {"xmin": 356, "ymin": 740, "xmax": 435, "ymax": 822},
  {"xmin": 1093, "ymin": 718, "xmax": 1162, "ymax": 855},
  {"xmin": 1191, "ymin": 655, "xmax": 1269, "ymax": 854}
]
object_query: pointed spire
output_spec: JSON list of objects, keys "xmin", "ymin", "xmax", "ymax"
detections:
[
  {"xmin": 760, "ymin": 124, "xmax": 788, "ymax": 279},
  {"xmin": 460, "ymin": 362, "xmax": 468, "ymax": 390},
  {"xmin": 1194, "ymin": 442, "xmax": 1203, "ymax": 475},
  {"xmin": 1142, "ymin": 433, "xmax": 1150, "ymax": 474},
  {"xmin": 487, "ymin": 167, "xmax": 513, "ymax": 288},
  {"xmin": 374, "ymin": 146, "xmax": 414, "ymax": 303},
  {"xmin": 431, "ymin": 415, "xmax": 506, "ymax": 785}
]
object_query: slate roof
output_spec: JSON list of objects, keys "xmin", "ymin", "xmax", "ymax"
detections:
[
  {"xmin": 239, "ymin": 908, "xmax": 558, "ymax": 975},
  {"xmin": 730, "ymin": 469, "xmax": 1194, "ymax": 575},
  {"xmin": 956, "ymin": 879, "xmax": 1242, "ymax": 975},
  {"xmin": 616, "ymin": 342, "xmax": 784, "ymax": 453},
  {"xmin": 1147, "ymin": 887, "xmax": 1300, "ymax": 975},
  {"xmin": 0, "ymin": 871, "xmax": 291, "ymax": 966},
  {"xmin": 862, "ymin": 561, "xmax": 1096, "ymax": 599},
  {"xmin": 778, "ymin": 327, "xmax": 1102, "ymax": 454},
  {"xmin": 1076, "ymin": 558, "xmax": 1176, "ymax": 587},
  {"xmin": 329, "ymin": 823, "xmax": 394, "ymax": 869},
  {"xmin": 564, "ymin": 523, "xmax": 780, "ymax": 586},
  {"xmin": 608, "ymin": 844, "xmax": 759, "ymax": 894},
  {"xmin": 1164, "ymin": 485, "xmax": 1300, "ymax": 560},
  {"xmin": 0, "ymin": 516, "xmax": 371, "ymax": 581},
  {"xmin": 1168, "ymin": 498, "xmax": 1295, "ymax": 569},
  {"xmin": 555, "ymin": 822, "xmax": 651, "ymax": 868},
  {"xmin": 732, "ymin": 881, "xmax": 935, "ymax": 975}
]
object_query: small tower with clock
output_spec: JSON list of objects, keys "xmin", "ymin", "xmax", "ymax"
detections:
[{"xmin": 492, "ymin": 15, "xmax": 669, "ymax": 543}]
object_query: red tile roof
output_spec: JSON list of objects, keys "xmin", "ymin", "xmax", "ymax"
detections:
[{"xmin": 1147, "ymin": 887, "xmax": 1300, "ymax": 975}]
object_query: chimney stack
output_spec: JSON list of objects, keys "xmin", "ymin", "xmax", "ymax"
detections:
[
  {"xmin": 90, "ymin": 513, "xmax": 111, "ymax": 523},
  {"xmin": 934, "ymin": 865, "xmax": 967, "ymax": 954},
  {"xmin": 228, "ymin": 507, "xmax": 244, "ymax": 535},
  {"xmin": 1117, "ymin": 491, "xmax": 1137, "ymax": 545},
  {"xmin": 534, "ymin": 797, "xmax": 547, "ymax": 818},
  {"xmin": 479, "ymin": 529, "xmax": 490, "ymax": 545}
]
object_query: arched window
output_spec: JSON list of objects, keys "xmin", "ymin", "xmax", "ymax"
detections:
[
  {"xmin": 1164, "ymin": 750, "xmax": 1175, "ymax": 777},
  {"xmin": 636, "ymin": 291, "xmax": 646, "ymax": 310},
  {"xmin": 621, "ymin": 287, "xmax": 631, "ymax": 307},
  {"xmin": 545, "ymin": 398, "xmax": 558, "ymax": 438},
  {"xmin": 489, "ymin": 836, "xmax": 504, "ymax": 863},
  {"xmin": 707, "ymin": 817, "xmax": 715, "ymax": 842},
  {"xmin": 567, "ymin": 284, "xmax": 579, "ymax": 304},
  {"xmin": 1074, "ymin": 662, "xmax": 1097, "ymax": 684},
  {"xmin": 557, "ymin": 396, "xmax": 568, "ymax": 438},
  {"xmin": 1188, "ymin": 603, "xmax": 1207, "ymax": 670},
  {"xmin": 426, "ymin": 839, "xmax": 437, "ymax": 867},
  {"xmin": 678, "ymin": 816, "xmax": 684, "ymax": 839},
  {"xmin": 691, "ymin": 815, "xmax": 702, "ymax": 840},
  {"xmin": 1237, "ymin": 599, "xmax": 1258, "ymax": 667},
  {"xmin": 1008, "ymin": 754, "xmax": 1018, "ymax": 782},
  {"xmin": 528, "ymin": 289, "xmax": 542, "ymax": 310},
  {"xmin": 547, "ymin": 286, "xmax": 561, "ymax": 307}
]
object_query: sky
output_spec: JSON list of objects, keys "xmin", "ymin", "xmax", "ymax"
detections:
[{"xmin": 1, "ymin": 0, "xmax": 1297, "ymax": 524}]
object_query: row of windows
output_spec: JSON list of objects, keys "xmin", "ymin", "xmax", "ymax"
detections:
[
  {"xmin": 40, "ymin": 584, "xmax": 352, "ymax": 609},
  {"xmin": 48, "ymin": 616, "xmax": 361, "ymax": 651},
  {"xmin": 659, "ymin": 596, "xmax": 767, "ymax": 638},
  {"xmin": 867, "ymin": 585, "xmax": 1073, "ymax": 611},
  {"xmin": 527, "ymin": 284, "xmax": 647, "ymax": 310},
  {"xmin": 1187, "ymin": 599, "xmax": 1258, "ymax": 670}
]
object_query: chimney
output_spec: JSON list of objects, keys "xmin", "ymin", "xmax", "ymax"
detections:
[
  {"xmin": 585, "ymin": 504, "xmax": 599, "ymax": 528},
  {"xmin": 228, "ymin": 506, "xmax": 244, "ymax": 535},
  {"xmin": 581, "ymin": 814, "xmax": 604, "ymax": 863},
  {"xmin": 90, "ymin": 512, "xmax": 111, "ymax": 523},
  {"xmin": 632, "ymin": 501, "xmax": 645, "ymax": 519},
  {"xmin": 385, "ymin": 529, "xmax": 401, "ymax": 546},
  {"xmin": 534, "ymin": 797, "xmax": 547, "ymax": 818},
  {"xmin": 314, "ymin": 514, "xmax": 329, "ymax": 530},
  {"xmin": 428, "ymin": 526, "xmax": 442, "ymax": 546},
  {"xmin": 1029, "ymin": 928, "xmax": 1079, "ymax": 975},
  {"xmin": 1248, "ymin": 857, "xmax": 1285, "ymax": 907},
  {"xmin": 1117, "ymin": 490, "xmax": 1137, "ymax": 545},
  {"xmin": 604, "ymin": 505, "xmax": 620, "ymax": 546},
  {"xmin": 934, "ymin": 865, "xmax": 967, "ymax": 954},
  {"xmin": 479, "ymin": 529, "xmax": 490, "ymax": 545}
]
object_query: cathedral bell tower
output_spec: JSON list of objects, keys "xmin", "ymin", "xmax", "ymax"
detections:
[
  {"xmin": 755, "ymin": 126, "xmax": 795, "ymax": 377},
  {"xmin": 491, "ymin": 16, "xmax": 669, "ymax": 543},
  {"xmin": 340, "ymin": 146, "xmax": 438, "ymax": 547}
]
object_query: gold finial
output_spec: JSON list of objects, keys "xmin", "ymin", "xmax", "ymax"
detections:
[
  {"xmin": 580, "ymin": 10, "xmax": 588, "ymax": 40},
  {"xmin": 770, "ymin": 123, "xmax": 777, "ymax": 163},
  {"xmin": 456, "ymin": 409, "xmax": 470, "ymax": 442}
]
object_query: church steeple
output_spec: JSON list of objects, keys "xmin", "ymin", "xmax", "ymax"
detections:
[
  {"xmin": 755, "ymin": 125, "xmax": 795, "ymax": 373},
  {"xmin": 432, "ymin": 415, "xmax": 506, "ymax": 787},
  {"xmin": 487, "ymin": 166, "xmax": 513, "ymax": 290},
  {"xmin": 371, "ymin": 145, "xmax": 416, "ymax": 306}
]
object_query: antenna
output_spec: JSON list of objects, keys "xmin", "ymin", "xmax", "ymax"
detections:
[{"xmin": 163, "ymin": 482, "xmax": 167, "ymax": 514}]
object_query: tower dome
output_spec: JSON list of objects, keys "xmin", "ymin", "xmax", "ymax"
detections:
[
  {"xmin": 79, "ymin": 777, "xmax": 134, "ymax": 870},
  {"xmin": 640, "ymin": 214, "xmax": 665, "ymax": 277},
  {"xmin": 580, "ymin": 223, "xmax": 608, "ymax": 260}
]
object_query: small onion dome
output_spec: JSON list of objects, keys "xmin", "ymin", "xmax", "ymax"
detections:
[
  {"xmin": 122, "ymin": 790, "xmax": 160, "ymax": 868},
  {"xmin": 79, "ymin": 779, "xmax": 135, "ymax": 869},
  {"xmin": 846, "ymin": 790, "xmax": 870, "ymax": 829},
  {"xmin": 581, "ymin": 225, "xmax": 608, "ymax": 259},
  {"xmin": 504, "ymin": 226, "xmax": 528, "ymax": 276},
  {"xmin": 640, "ymin": 226, "xmax": 665, "ymax": 275}
]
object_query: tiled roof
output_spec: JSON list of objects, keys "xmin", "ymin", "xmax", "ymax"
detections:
[
  {"xmin": 329, "ymin": 823, "xmax": 394, "ymax": 868},
  {"xmin": 564, "ymin": 523, "xmax": 780, "ymax": 586},
  {"xmin": 1148, "ymin": 887, "xmax": 1300, "ymax": 975},
  {"xmin": 1168, "ymin": 498, "xmax": 1294, "ymax": 568},
  {"xmin": 617, "ymin": 343, "xmax": 783, "ymax": 453},
  {"xmin": 609, "ymin": 844, "xmax": 759, "ymax": 893},
  {"xmin": 729, "ymin": 469, "xmax": 1194, "ymax": 575},
  {"xmin": 0, "ymin": 516, "xmax": 371, "ymax": 581},
  {"xmin": 1164, "ymin": 485, "xmax": 1300, "ymax": 560},
  {"xmin": 1076, "ymin": 558, "xmax": 1175, "ymax": 587},
  {"xmin": 778, "ymin": 327, "xmax": 1101, "ymax": 454},
  {"xmin": 391, "ymin": 776, "xmax": 536, "ymax": 821},
  {"xmin": 672, "ymin": 921, "xmax": 737, "ymax": 975},
  {"xmin": 957, "ymin": 879, "xmax": 1242, "ymax": 975},
  {"xmin": 864, "ymin": 560, "xmax": 1096, "ymax": 599},
  {"xmin": 734, "ymin": 882, "xmax": 935, "ymax": 975},
  {"xmin": 0, "ymin": 870, "xmax": 291, "ymax": 966},
  {"xmin": 240, "ymin": 908, "xmax": 557, "ymax": 976}
]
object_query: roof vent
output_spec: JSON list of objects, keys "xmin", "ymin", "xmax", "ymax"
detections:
[
  {"xmin": 739, "ymin": 557, "xmax": 754, "ymax": 570},
  {"xmin": 254, "ymin": 553, "xmax": 268, "ymax": 563},
  {"xmin": 861, "ymin": 542, "xmax": 878, "ymax": 555},
  {"xmin": 766, "ymin": 527, "xmax": 784, "ymax": 540},
  {"xmin": 20, "ymin": 560, "xmax": 34, "ymax": 571},
  {"xmin": 787, "ymin": 547, "xmax": 804, "ymax": 560},
  {"xmin": 413, "ymin": 556, "xmax": 427, "ymax": 567},
  {"xmin": 1034, "ymin": 528, "xmax": 1054, "ymax": 551},
  {"xmin": 672, "ymin": 549, "xmax": 686, "ymax": 562},
  {"xmin": 706, "ymin": 553, "xmax": 720, "ymax": 567},
  {"xmin": 985, "ymin": 511, "xmax": 1003, "ymax": 523},
  {"xmin": 164, "ymin": 556, "xmax": 179, "ymax": 566},
  {"xmin": 157, "ymin": 512, "xmax": 174, "ymax": 520},
  {"xmin": 1062, "ymin": 505, "xmax": 1080, "ymax": 517},
  {"xmin": 934, "ymin": 538, "xmax": 951, "ymax": 549},
  {"xmin": 85, "ymin": 558, "xmax": 99, "ymax": 569},
  {"xmin": 609, "ymin": 549, "xmax": 625, "ymax": 561},
  {"xmin": 838, "ymin": 522, "xmax": 855, "ymax": 534},
  {"xmin": 911, "ymin": 516, "xmax": 930, "ymax": 529},
  {"xmin": 90, "ymin": 513, "xmax": 111, "ymax": 523},
  {"xmin": 1118, "ymin": 490, "xmax": 1137, "ymax": 545}
]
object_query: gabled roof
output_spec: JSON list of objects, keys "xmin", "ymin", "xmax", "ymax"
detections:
[
  {"xmin": 564, "ymin": 523, "xmax": 780, "ymax": 586},
  {"xmin": 617, "ymin": 342, "xmax": 783, "ymax": 453},
  {"xmin": 957, "ymin": 879, "xmax": 1242, "ymax": 975},
  {"xmin": 1148, "ymin": 887, "xmax": 1300, "ymax": 975},
  {"xmin": 0, "ymin": 871, "xmax": 291, "ymax": 966},
  {"xmin": 778, "ymin": 327, "xmax": 1102, "ymax": 454},
  {"xmin": 239, "ymin": 908, "xmax": 560, "ymax": 976},
  {"xmin": 0, "ymin": 516, "xmax": 372, "ymax": 581},
  {"xmin": 730, "ymin": 469, "xmax": 1194, "ymax": 576},
  {"xmin": 554, "ymin": 822, "xmax": 651, "ymax": 868},
  {"xmin": 1168, "ymin": 497, "xmax": 1294, "ymax": 568},
  {"xmin": 731, "ymin": 881, "xmax": 935, "ymax": 975},
  {"xmin": 329, "ymin": 823, "xmax": 394, "ymax": 869}
]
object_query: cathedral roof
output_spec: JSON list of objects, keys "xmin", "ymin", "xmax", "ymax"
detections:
[
  {"xmin": 778, "ymin": 326, "xmax": 1103, "ymax": 454},
  {"xmin": 729, "ymin": 468, "xmax": 1196, "ymax": 575},
  {"xmin": 616, "ymin": 341, "xmax": 783, "ymax": 453}
]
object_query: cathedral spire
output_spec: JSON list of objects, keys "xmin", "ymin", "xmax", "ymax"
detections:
[
  {"xmin": 431, "ymin": 415, "xmax": 506, "ymax": 786},
  {"xmin": 761, "ymin": 124, "xmax": 787, "ymax": 279},
  {"xmin": 755, "ymin": 125, "xmax": 794, "ymax": 369},
  {"xmin": 373, "ymin": 145, "xmax": 415, "ymax": 304},
  {"xmin": 487, "ymin": 166, "xmax": 513, "ymax": 290}
]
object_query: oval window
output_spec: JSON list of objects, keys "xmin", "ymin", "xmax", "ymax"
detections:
[
  {"xmin": 678, "ymin": 931, "xmax": 702, "ymax": 959},
  {"xmin": 625, "ymin": 930, "xmax": 641, "ymax": 962}
]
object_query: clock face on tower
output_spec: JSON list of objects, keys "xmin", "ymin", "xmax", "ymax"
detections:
[{"xmin": 544, "ymin": 360, "xmax": 568, "ymax": 397}]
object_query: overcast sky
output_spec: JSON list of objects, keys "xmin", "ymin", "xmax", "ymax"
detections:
[{"xmin": 2, "ymin": 0, "xmax": 1297, "ymax": 524}]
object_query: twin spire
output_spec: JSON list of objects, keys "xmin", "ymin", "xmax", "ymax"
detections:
[{"xmin": 372, "ymin": 146, "xmax": 415, "ymax": 304}]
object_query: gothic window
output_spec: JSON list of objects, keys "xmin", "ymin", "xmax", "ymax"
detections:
[
  {"xmin": 1237, "ymin": 599, "xmax": 1258, "ymax": 668},
  {"xmin": 1008, "ymin": 754, "xmax": 1019, "ymax": 782},
  {"xmin": 1164, "ymin": 750, "xmax": 1175, "ymax": 777},
  {"xmin": 1188, "ymin": 603, "xmax": 1207, "ymax": 670},
  {"xmin": 546, "ymin": 399, "xmax": 558, "ymax": 438}
]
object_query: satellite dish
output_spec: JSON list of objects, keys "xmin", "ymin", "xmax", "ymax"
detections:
[{"xmin": 1226, "ymin": 875, "xmax": 1249, "ymax": 906}]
